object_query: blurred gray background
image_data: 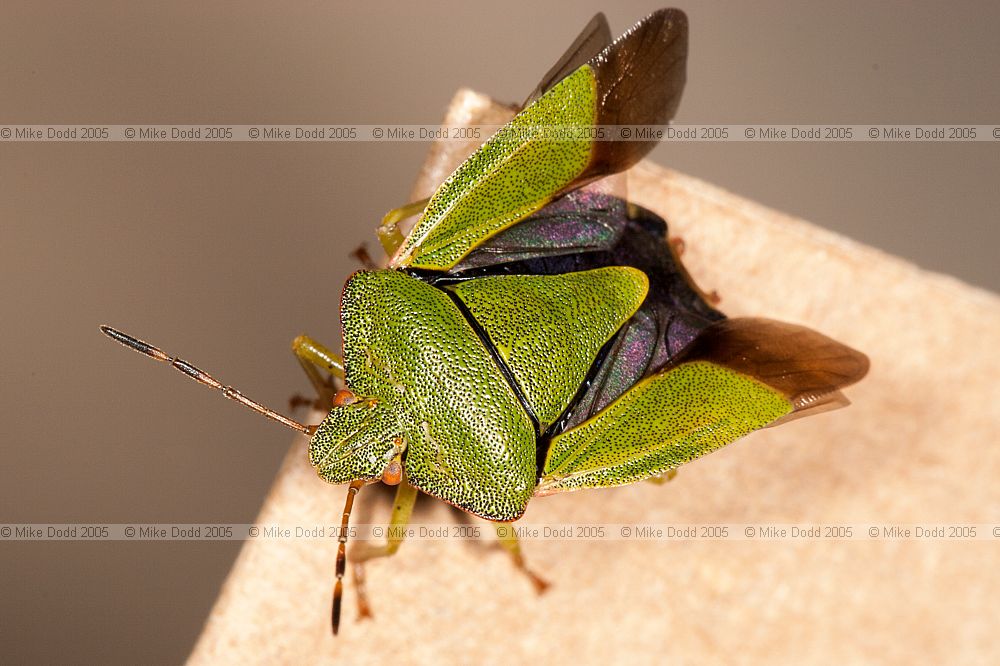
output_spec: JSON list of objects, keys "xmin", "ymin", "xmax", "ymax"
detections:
[{"xmin": 1, "ymin": 1, "xmax": 997, "ymax": 663}]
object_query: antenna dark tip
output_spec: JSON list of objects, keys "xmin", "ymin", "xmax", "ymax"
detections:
[
  {"xmin": 100, "ymin": 324, "xmax": 312, "ymax": 435},
  {"xmin": 100, "ymin": 325, "xmax": 171, "ymax": 362},
  {"xmin": 100, "ymin": 324, "xmax": 127, "ymax": 343},
  {"xmin": 332, "ymin": 584, "xmax": 342, "ymax": 635},
  {"xmin": 331, "ymin": 480, "xmax": 363, "ymax": 637}
]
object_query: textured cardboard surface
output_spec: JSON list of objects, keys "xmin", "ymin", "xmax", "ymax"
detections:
[{"xmin": 189, "ymin": 91, "xmax": 1000, "ymax": 665}]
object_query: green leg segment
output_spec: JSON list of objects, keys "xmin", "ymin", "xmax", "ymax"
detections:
[
  {"xmin": 645, "ymin": 468, "xmax": 678, "ymax": 485},
  {"xmin": 291, "ymin": 334, "xmax": 345, "ymax": 406},
  {"xmin": 494, "ymin": 522, "xmax": 550, "ymax": 594},
  {"xmin": 350, "ymin": 480, "xmax": 419, "ymax": 619},
  {"xmin": 378, "ymin": 197, "xmax": 430, "ymax": 257}
]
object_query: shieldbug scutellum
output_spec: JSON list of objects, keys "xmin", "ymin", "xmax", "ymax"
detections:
[{"xmin": 102, "ymin": 9, "xmax": 869, "ymax": 634}]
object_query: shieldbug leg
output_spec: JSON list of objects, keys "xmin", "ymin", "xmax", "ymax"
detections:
[
  {"xmin": 669, "ymin": 236, "xmax": 686, "ymax": 257},
  {"xmin": 666, "ymin": 236, "xmax": 722, "ymax": 306},
  {"xmin": 349, "ymin": 243, "xmax": 377, "ymax": 269},
  {"xmin": 645, "ymin": 468, "xmax": 679, "ymax": 485},
  {"xmin": 494, "ymin": 523, "xmax": 550, "ymax": 594},
  {"xmin": 291, "ymin": 334, "xmax": 345, "ymax": 407},
  {"xmin": 350, "ymin": 480, "xmax": 419, "ymax": 620},
  {"xmin": 377, "ymin": 197, "xmax": 430, "ymax": 256}
]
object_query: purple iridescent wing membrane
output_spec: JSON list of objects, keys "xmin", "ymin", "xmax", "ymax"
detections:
[
  {"xmin": 448, "ymin": 189, "xmax": 629, "ymax": 272},
  {"xmin": 551, "ymin": 201, "xmax": 725, "ymax": 431},
  {"xmin": 441, "ymin": 190, "xmax": 725, "ymax": 434}
]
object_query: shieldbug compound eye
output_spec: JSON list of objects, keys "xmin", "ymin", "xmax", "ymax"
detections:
[{"xmin": 101, "ymin": 8, "xmax": 868, "ymax": 636}]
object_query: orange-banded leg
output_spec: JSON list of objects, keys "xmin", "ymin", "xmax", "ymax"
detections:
[
  {"xmin": 349, "ymin": 479, "xmax": 419, "ymax": 621},
  {"xmin": 494, "ymin": 523, "xmax": 550, "ymax": 594},
  {"xmin": 377, "ymin": 197, "xmax": 430, "ymax": 257},
  {"xmin": 291, "ymin": 334, "xmax": 345, "ymax": 408}
]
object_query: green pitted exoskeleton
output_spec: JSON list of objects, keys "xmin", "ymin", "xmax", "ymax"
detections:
[{"xmin": 101, "ymin": 9, "xmax": 869, "ymax": 635}]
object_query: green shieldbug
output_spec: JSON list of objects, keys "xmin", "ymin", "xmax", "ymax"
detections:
[{"xmin": 102, "ymin": 9, "xmax": 868, "ymax": 634}]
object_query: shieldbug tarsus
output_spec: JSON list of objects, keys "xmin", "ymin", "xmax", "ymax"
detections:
[{"xmin": 102, "ymin": 8, "xmax": 869, "ymax": 635}]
